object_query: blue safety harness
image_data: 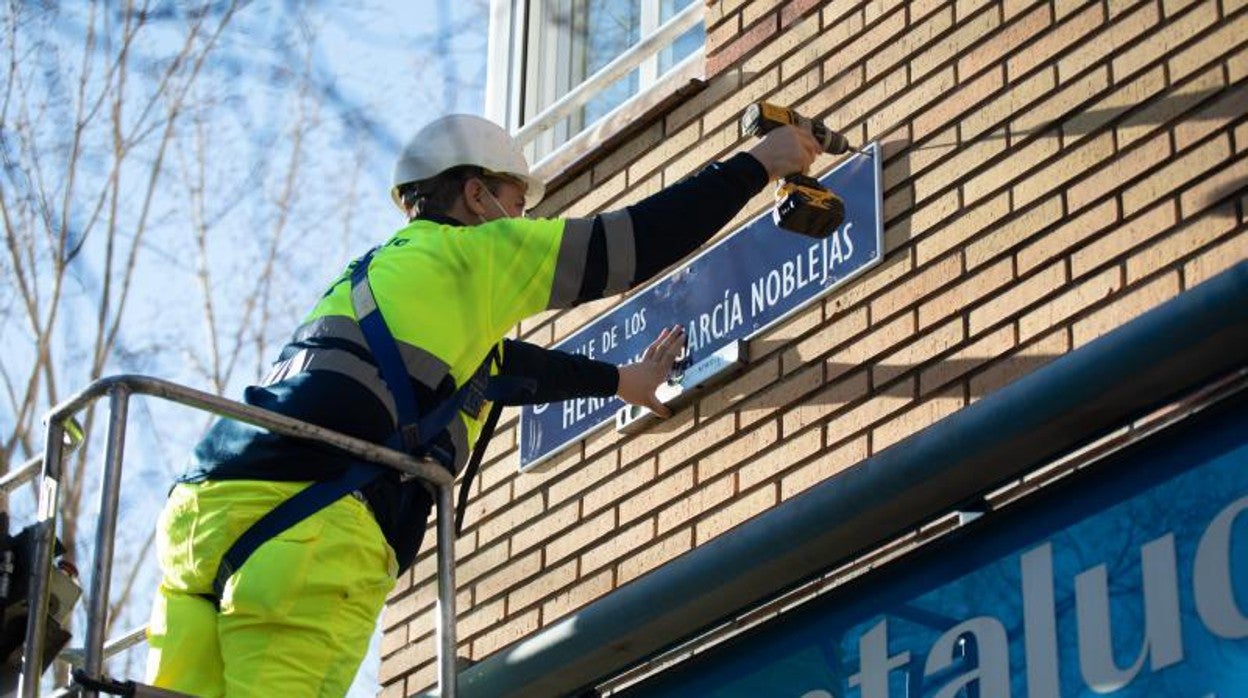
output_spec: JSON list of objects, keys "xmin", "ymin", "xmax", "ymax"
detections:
[{"xmin": 207, "ymin": 246, "xmax": 531, "ymax": 605}]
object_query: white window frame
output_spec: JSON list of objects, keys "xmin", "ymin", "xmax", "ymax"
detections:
[{"xmin": 486, "ymin": 0, "xmax": 705, "ymax": 178}]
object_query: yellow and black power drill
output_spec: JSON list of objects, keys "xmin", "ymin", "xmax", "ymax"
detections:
[{"xmin": 740, "ymin": 102, "xmax": 855, "ymax": 239}]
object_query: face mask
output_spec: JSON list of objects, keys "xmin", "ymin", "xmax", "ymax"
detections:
[{"xmin": 478, "ymin": 186, "xmax": 513, "ymax": 224}]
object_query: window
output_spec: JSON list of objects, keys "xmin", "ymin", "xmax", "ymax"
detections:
[{"xmin": 486, "ymin": 0, "xmax": 704, "ymax": 171}]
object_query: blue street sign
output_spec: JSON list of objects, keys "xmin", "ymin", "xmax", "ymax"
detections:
[{"xmin": 519, "ymin": 142, "xmax": 885, "ymax": 471}]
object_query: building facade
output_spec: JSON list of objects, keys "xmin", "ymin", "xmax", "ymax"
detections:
[{"xmin": 379, "ymin": 0, "xmax": 1247, "ymax": 694}]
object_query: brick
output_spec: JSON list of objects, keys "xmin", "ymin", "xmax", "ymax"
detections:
[
  {"xmin": 1004, "ymin": 0, "xmax": 1048, "ymax": 21},
  {"xmin": 1013, "ymin": 131, "xmax": 1115, "ymax": 208},
  {"xmin": 658, "ymin": 473, "xmax": 736, "ymax": 534},
  {"xmin": 696, "ymin": 483, "xmax": 777, "ymax": 543},
  {"xmin": 546, "ymin": 508, "xmax": 615, "ymax": 564},
  {"xmin": 919, "ymin": 257, "xmax": 1013, "ymax": 329},
  {"xmin": 582, "ymin": 459, "xmax": 656, "ymax": 516},
  {"xmin": 476, "ymin": 492, "xmax": 545, "ymax": 548},
  {"xmin": 511, "ymin": 498, "xmax": 579, "ymax": 556},
  {"xmin": 708, "ymin": 14, "xmax": 780, "ymax": 75},
  {"xmin": 744, "ymin": 0, "xmax": 783, "ymax": 27},
  {"xmin": 776, "ymin": 306, "xmax": 864, "ymax": 374},
  {"xmin": 875, "ymin": 67, "xmax": 960, "ymax": 146},
  {"xmin": 873, "ymin": 386, "xmax": 964, "ymax": 450},
  {"xmin": 1231, "ymin": 43, "xmax": 1248, "ymax": 84},
  {"xmin": 663, "ymin": 122, "xmax": 740, "ymax": 183},
  {"xmin": 1007, "ymin": 3, "xmax": 1105, "ymax": 81},
  {"xmin": 783, "ymin": 372, "xmax": 873, "ymax": 437},
  {"xmin": 1072, "ymin": 272, "xmax": 1182, "ymax": 348},
  {"xmin": 1165, "ymin": 4, "xmax": 1242, "ymax": 83},
  {"xmin": 916, "ymin": 193, "xmax": 1011, "ymax": 267},
  {"xmin": 915, "ymin": 2, "xmax": 1002, "ymax": 81},
  {"xmin": 914, "ymin": 65, "xmax": 1005, "ymax": 141},
  {"xmin": 959, "ymin": 3, "xmax": 1050, "ymax": 79},
  {"xmin": 737, "ymin": 424, "xmax": 822, "ymax": 490},
  {"xmin": 656, "ymin": 411, "xmax": 736, "ymax": 472},
  {"xmin": 956, "ymin": 0, "xmax": 995, "ymax": 21},
  {"xmin": 870, "ymin": 254, "xmax": 962, "ymax": 320},
  {"xmin": 703, "ymin": 69, "xmax": 781, "ymax": 135},
  {"xmin": 698, "ymin": 420, "xmax": 780, "ymax": 482},
  {"xmin": 542, "ymin": 569, "xmax": 614, "ymax": 624},
  {"xmin": 668, "ymin": 71, "xmax": 742, "ymax": 133},
  {"xmin": 701, "ymin": 355, "xmax": 781, "ymax": 419},
  {"xmin": 507, "ymin": 558, "xmax": 577, "ymax": 612},
  {"xmin": 1179, "ymin": 145, "xmax": 1248, "ymax": 218},
  {"xmin": 1073, "ymin": 200, "xmax": 1178, "ymax": 277},
  {"xmin": 620, "ymin": 407, "xmax": 695, "ymax": 466},
  {"xmin": 474, "ymin": 549, "xmax": 541, "ymax": 604},
  {"xmin": 828, "ymin": 247, "xmax": 914, "ymax": 312},
  {"xmin": 629, "ymin": 121, "xmax": 702, "ymax": 184},
  {"xmin": 1057, "ymin": 0, "xmax": 1159, "ymax": 84},
  {"xmin": 823, "ymin": 5, "xmax": 907, "ymax": 81},
  {"xmin": 908, "ymin": 187, "xmax": 961, "ymax": 238},
  {"xmin": 866, "ymin": 6, "xmax": 954, "ymax": 81},
  {"xmin": 781, "ymin": 434, "xmax": 870, "ymax": 499},
  {"xmin": 827, "ymin": 312, "xmax": 917, "ymax": 381},
  {"xmin": 914, "ymin": 132, "xmax": 1007, "ymax": 204},
  {"xmin": 471, "ymin": 608, "xmax": 540, "ymax": 659},
  {"xmin": 619, "ymin": 464, "xmax": 694, "ymax": 524},
  {"xmin": 706, "ymin": 6, "xmax": 744, "ymax": 55},
  {"xmin": 582, "ymin": 518, "xmax": 655, "ymax": 573},
  {"xmin": 1128, "ymin": 206, "xmax": 1237, "ymax": 282},
  {"xmin": 962, "ymin": 67, "xmax": 1058, "ymax": 141},
  {"xmin": 968, "ymin": 261, "xmax": 1066, "ymax": 334},
  {"xmin": 459, "ymin": 597, "xmax": 505, "ymax": 641},
  {"xmin": 1173, "ymin": 75, "xmax": 1243, "ymax": 152},
  {"xmin": 618, "ymin": 530, "xmax": 693, "ymax": 584},
  {"xmin": 593, "ymin": 121, "xmax": 664, "ymax": 183},
  {"xmin": 1184, "ymin": 231, "xmax": 1248, "ymax": 286},
  {"xmin": 739, "ymin": 361, "xmax": 824, "ymax": 429},
  {"xmin": 1013, "ymin": 65, "xmax": 1111, "ymax": 145},
  {"xmin": 1067, "ymin": 132, "xmax": 1170, "ymax": 213},
  {"xmin": 965, "ymin": 195, "xmax": 1064, "ymax": 270},
  {"xmin": 1123, "ymin": 134, "xmax": 1232, "ymax": 215},
  {"xmin": 546, "ymin": 452, "xmax": 615, "ymax": 508},
  {"xmin": 1018, "ymin": 197, "xmax": 1119, "ymax": 274},
  {"xmin": 825, "ymin": 377, "xmax": 916, "ymax": 445},
  {"xmin": 873, "ymin": 317, "xmax": 966, "ymax": 386},
  {"xmin": 571, "ymin": 168, "xmax": 629, "ymax": 216},
  {"xmin": 744, "ymin": 7, "xmax": 819, "ymax": 75},
  {"xmin": 1068, "ymin": 66, "xmax": 1166, "ymax": 149},
  {"xmin": 846, "ymin": 66, "xmax": 909, "ymax": 141},
  {"xmin": 969, "ymin": 327, "xmax": 1069, "ymax": 399},
  {"xmin": 958, "ymin": 133, "xmax": 1058, "ymax": 204},
  {"xmin": 1019, "ymin": 266, "xmax": 1123, "ymax": 341},
  {"xmin": 459, "ymin": 540, "xmax": 512, "ymax": 589},
  {"xmin": 804, "ymin": 9, "xmax": 868, "ymax": 81},
  {"xmin": 461, "ymin": 478, "xmax": 512, "ymax": 533},
  {"xmin": 919, "ymin": 323, "xmax": 1016, "ymax": 394},
  {"xmin": 781, "ymin": 0, "xmax": 823, "ymax": 27}
]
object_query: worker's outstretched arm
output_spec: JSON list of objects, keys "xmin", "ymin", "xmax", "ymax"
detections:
[
  {"xmin": 499, "ymin": 326, "xmax": 685, "ymax": 417},
  {"xmin": 554, "ymin": 125, "xmax": 820, "ymax": 307}
]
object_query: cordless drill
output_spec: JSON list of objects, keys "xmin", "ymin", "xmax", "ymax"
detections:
[{"xmin": 740, "ymin": 102, "xmax": 853, "ymax": 239}]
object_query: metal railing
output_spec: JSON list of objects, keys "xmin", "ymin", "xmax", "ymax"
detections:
[
  {"xmin": 511, "ymin": 1, "xmax": 703, "ymax": 152},
  {"xmin": 15, "ymin": 374, "xmax": 462, "ymax": 697}
]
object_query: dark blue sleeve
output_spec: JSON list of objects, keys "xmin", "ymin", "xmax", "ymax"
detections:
[{"xmin": 498, "ymin": 339, "xmax": 618, "ymax": 405}]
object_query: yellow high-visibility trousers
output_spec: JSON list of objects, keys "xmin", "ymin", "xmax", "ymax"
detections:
[{"xmin": 145, "ymin": 480, "xmax": 397, "ymax": 697}]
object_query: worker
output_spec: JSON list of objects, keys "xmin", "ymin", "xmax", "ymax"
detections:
[{"xmin": 144, "ymin": 114, "xmax": 821, "ymax": 696}]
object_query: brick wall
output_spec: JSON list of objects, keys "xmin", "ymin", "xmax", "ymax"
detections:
[{"xmin": 380, "ymin": 0, "xmax": 1247, "ymax": 693}]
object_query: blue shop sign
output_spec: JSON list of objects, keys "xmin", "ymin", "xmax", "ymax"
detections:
[
  {"xmin": 621, "ymin": 400, "xmax": 1248, "ymax": 697},
  {"xmin": 519, "ymin": 142, "xmax": 885, "ymax": 470}
]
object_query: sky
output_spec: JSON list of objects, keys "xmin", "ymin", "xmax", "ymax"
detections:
[{"xmin": 1, "ymin": 0, "xmax": 492, "ymax": 694}]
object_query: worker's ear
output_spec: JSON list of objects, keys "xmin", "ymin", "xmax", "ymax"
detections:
[{"xmin": 462, "ymin": 178, "xmax": 490, "ymax": 218}]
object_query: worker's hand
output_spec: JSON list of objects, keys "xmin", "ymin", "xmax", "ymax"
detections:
[
  {"xmin": 616, "ymin": 325, "xmax": 686, "ymax": 418},
  {"xmin": 747, "ymin": 124, "xmax": 822, "ymax": 180}
]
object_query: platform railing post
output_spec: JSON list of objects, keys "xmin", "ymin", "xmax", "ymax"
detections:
[
  {"xmin": 82, "ymin": 386, "xmax": 131, "ymax": 694},
  {"xmin": 19, "ymin": 420, "xmax": 67, "ymax": 697},
  {"xmin": 435, "ymin": 482, "xmax": 458, "ymax": 698}
]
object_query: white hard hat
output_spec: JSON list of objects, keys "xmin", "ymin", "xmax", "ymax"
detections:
[{"xmin": 390, "ymin": 114, "xmax": 545, "ymax": 211}]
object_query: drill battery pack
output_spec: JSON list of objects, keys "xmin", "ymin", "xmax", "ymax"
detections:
[{"xmin": 773, "ymin": 175, "xmax": 845, "ymax": 238}]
